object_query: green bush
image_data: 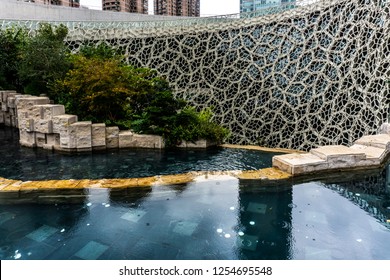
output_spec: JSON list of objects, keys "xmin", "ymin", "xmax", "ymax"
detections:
[
  {"xmin": 0, "ymin": 28, "xmax": 27, "ymax": 91},
  {"xmin": 18, "ymin": 23, "xmax": 70, "ymax": 95}
]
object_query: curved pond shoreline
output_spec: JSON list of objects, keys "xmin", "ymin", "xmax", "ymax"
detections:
[{"xmin": 1, "ymin": 125, "xmax": 390, "ymax": 193}]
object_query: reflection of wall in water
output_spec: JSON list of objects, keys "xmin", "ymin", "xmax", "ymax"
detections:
[
  {"xmin": 237, "ymin": 182, "xmax": 293, "ymax": 259},
  {"xmin": 387, "ymin": 164, "xmax": 390, "ymax": 192},
  {"xmin": 320, "ymin": 168, "xmax": 390, "ymax": 223}
]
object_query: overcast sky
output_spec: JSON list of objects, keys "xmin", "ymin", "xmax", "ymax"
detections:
[{"xmin": 80, "ymin": 0, "xmax": 240, "ymax": 16}]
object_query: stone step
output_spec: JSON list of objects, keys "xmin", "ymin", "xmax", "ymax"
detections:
[
  {"xmin": 310, "ymin": 145, "xmax": 366, "ymax": 162},
  {"xmin": 272, "ymin": 153, "xmax": 327, "ymax": 175},
  {"xmin": 354, "ymin": 134, "xmax": 390, "ymax": 149},
  {"xmin": 349, "ymin": 144, "xmax": 386, "ymax": 160}
]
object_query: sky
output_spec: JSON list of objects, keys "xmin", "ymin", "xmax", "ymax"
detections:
[{"xmin": 80, "ymin": 0, "xmax": 240, "ymax": 16}]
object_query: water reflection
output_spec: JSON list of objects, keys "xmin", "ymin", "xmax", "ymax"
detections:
[
  {"xmin": 1, "ymin": 128, "xmax": 390, "ymax": 259},
  {"xmin": 1, "ymin": 168, "xmax": 390, "ymax": 259},
  {"xmin": 0, "ymin": 127, "xmax": 278, "ymax": 180}
]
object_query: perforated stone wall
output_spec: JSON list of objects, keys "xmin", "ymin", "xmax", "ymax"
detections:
[{"xmin": 3, "ymin": 0, "xmax": 390, "ymax": 150}]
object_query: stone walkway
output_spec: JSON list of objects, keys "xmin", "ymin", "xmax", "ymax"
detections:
[{"xmin": 273, "ymin": 124, "xmax": 390, "ymax": 175}]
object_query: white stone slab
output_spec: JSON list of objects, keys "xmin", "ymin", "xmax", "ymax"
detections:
[
  {"xmin": 310, "ymin": 145, "xmax": 366, "ymax": 161},
  {"xmin": 355, "ymin": 134, "xmax": 390, "ymax": 149},
  {"xmin": 273, "ymin": 153, "xmax": 327, "ymax": 175},
  {"xmin": 349, "ymin": 144, "xmax": 386, "ymax": 160}
]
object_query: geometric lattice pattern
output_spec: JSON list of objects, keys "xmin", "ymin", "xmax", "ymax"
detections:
[{"xmin": 5, "ymin": 0, "xmax": 390, "ymax": 150}]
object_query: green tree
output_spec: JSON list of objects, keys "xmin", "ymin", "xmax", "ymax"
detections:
[
  {"xmin": 0, "ymin": 28, "xmax": 27, "ymax": 91},
  {"xmin": 18, "ymin": 23, "xmax": 70, "ymax": 95},
  {"xmin": 53, "ymin": 47, "xmax": 230, "ymax": 146}
]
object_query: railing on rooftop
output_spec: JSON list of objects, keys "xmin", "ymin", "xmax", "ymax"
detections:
[{"xmin": 0, "ymin": 0, "xmax": 324, "ymax": 31}]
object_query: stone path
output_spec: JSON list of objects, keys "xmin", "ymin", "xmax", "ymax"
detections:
[{"xmin": 273, "ymin": 124, "xmax": 390, "ymax": 175}]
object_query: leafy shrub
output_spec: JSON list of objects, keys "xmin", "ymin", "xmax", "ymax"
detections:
[
  {"xmin": 0, "ymin": 28, "xmax": 27, "ymax": 91},
  {"xmin": 18, "ymin": 23, "xmax": 70, "ymax": 95},
  {"xmin": 49, "ymin": 41, "xmax": 230, "ymax": 146}
]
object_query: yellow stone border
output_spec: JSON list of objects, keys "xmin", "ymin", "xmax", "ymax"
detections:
[{"xmin": 0, "ymin": 168, "xmax": 292, "ymax": 192}]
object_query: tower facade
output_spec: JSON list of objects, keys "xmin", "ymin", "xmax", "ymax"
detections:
[
  {"xmin": 102, "ymin": 0, "xmax": 148, "ymax": 14},
  {"xmin": 154, "ymin": 0, "xmax": 200, "ymax": 17},
  {"xmin": 24, "ymin": 0, "xmax": 80, "ymax": 8},
  {"xmin": 240, "ymin": 0, "xmax": 295, "ymax": 13}
]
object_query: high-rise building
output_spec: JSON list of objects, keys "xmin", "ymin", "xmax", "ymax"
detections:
[
  {"xmin": 154, "ymin": 0, "xmax": 200, "ymax": 17},
  {"xmin": 240, "ymin": 0, "xmax": 295, "ymax": 13},
  {"xmin": 22, "ymin": 0, "xmax": 80, "ymax": 7},
  {"xmin": 102, "ymin": 0, "xmax": 148, "ymax": 14}
]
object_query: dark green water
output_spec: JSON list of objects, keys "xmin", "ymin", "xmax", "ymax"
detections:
[
  {"xmin": 0, "ymin": 127, "xmax": 278, "ymax": 181},
  {"xmin": 1, "ymin": 127, "xmax": 390, "ymax": 260}
]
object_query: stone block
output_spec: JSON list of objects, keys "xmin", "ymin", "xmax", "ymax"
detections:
[
  {"xmin": 16, "ymin": 97, "xmax": 50, "ymax": 128},
  {"xmin": 349, "ymin": 144, "xmax": 386, "ymax": 166},
  {"xmin": 310, "ymin": 145, "xmax": 366, "ymax": 163},
  {"xmin": 106, "ymin": 126, "xmax": 119, "ymax": 149},
  {"xmin": 34, "ymin": 119, "xmax": 53, "ymax": 134},
  {"xmin": 69, "ymin": 121, "xmax": 92, "ymax": 152},
  {"xmin": 0, "ymin": 90, "xmax": 16, "ymax": 102},
  {"xmin": 52, "ymin": 114, "xmax": 78, "ymax": 134},
  {"xmin": 118, "ymin": 131, "xmax": 134, "ymax": 148},
  {"xmin": 35, "ymin": 132, "xmax": 46, "ymax": 148},
  {"xmin": 273, "ymin": 153, "xmax": 328, "ymax": 175},
  {"xmin": 7, "ymin": 96, "xmax": 16, "ymax": 109},
  {"xmin": 18, "ymin": 118, "xmax": 34, "ymax": 132},
  {"xmin": 1, "ymin": 102, "xmax": 8, "ymax": 112},
  {"xmin": 354, "ymin": 134, "xmax": 390, "ymax": 149},
  {"xmin": 34, "ymin": 104, "xmax": 66, "ymax": 119},
  {"xmin": 119, "ymin": 133, "xmax": 165, "ymax": 149},
  {"xmin": 16, "ymin": 96, "xmax": 50, "ymax": 111},
  {"xmin": 92, "ymin": 123, "xmax": 106, "ymax": 150},
  {"xmin": 182, "ymin": 139, "xmax": 218, "ymax": 148},
  {"xmin": 43, "ymin": 133, "xmax": 60, "ymax": 150},
  {"xmin": 0, "ymin": 113, "xmax": 4, "ymax": 124},
  {"xmin": 19, "ymin": 130, "xmax": 36, "ymax": 147}
]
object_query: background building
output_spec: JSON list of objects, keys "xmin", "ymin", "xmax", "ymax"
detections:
[
  {"xmin": 102, "ymin": 0, "xmax": 148, "ymax": 14},
  {"xmin": 240, "ymin": 0, "xmax": 295, "ymax": 13},
  {"xmin": 21, "ymin": 0, "xmax": 80, "ymax": 7},
  {"xmin": 154, "ymin": 0, "xmax": 200, "ymax": 17}
]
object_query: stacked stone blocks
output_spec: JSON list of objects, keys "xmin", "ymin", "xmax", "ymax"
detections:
[
  {"xmin": 1, "ymin": 91, "xmax": 214, "ymax": 151},
  {"xmin": 273, "ymin": 124, "xmax": 390, "ymax": 175}
]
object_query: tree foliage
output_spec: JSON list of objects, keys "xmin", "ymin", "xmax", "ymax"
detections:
[
  {"xmin": 0, "ymin": 28, "xmax": 27, "ymax": 91},
  {"xmin": 18, "ymin": 23, "xmax": 70, "ymax": 95},
  {"xmin": 1, "ymin": 24, "xmax": 230, "ymax": 146},
  {"xmin": 53, "ymin": 52, "xmax": 229, "ymax": 146}
]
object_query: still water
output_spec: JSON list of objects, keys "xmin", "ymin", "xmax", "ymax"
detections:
[{"xmin": 0, "ymin": 127, "xmax": 390, "ymax": 260}]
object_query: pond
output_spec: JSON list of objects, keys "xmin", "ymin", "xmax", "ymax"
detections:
[{"xmin": 0, "ymin": 127, "xmax": 390, "ymax": 260}]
